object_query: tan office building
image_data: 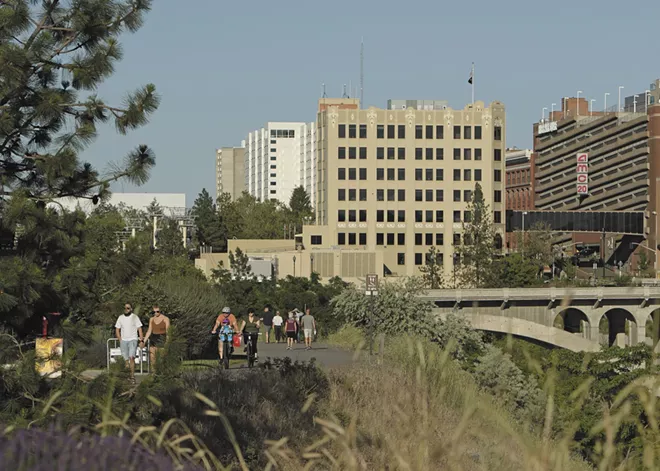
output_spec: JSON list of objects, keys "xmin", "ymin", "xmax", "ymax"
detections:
[
  {"xmin": 216, "ymin": 147, "xmax": 245, "ymax": 201},
  {"xmin": 296, "ymin": 97, "xmax": 507, "ymax": 278}
]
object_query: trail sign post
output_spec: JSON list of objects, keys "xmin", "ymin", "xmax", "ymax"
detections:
[
  {"xmin": 365, "ymin": 274, "xmax": 379, "ymax": 295},
  {"xmin": 365, "ymin": 274, "xmax": 379, "ymax": 356}
]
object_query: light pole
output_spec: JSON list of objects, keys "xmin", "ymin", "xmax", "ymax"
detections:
[
  {"xmin": 604, "ymin": 92, "xmax": 610, "ymax": 113},
  {"xmin": 551, "ymin": 103, "xmax": 556, "ymax": 120},
  {"xmin": 542, "ymin": 107, "xmax": 548, "ymax": 122},
  {"xmin": 292, "ymin": 255, "xmax": 296, "ymax": 277},
  {"xmin": 590, "ymin": 99, "xmax": 596, "ymax": 116},
  {"xmin": 577, "ymin": 91, "xmax": 583, "ymax": 115},
  {"xmin": 310, "ymin": 253, "xmax": 315, "ymax": 275},
  {"xmin": 634, "ymin": 95, "xmax": 637, "ymax": 113},
  {"xmin": 618, "ymin": 86, "xmax": 624, "ymax": 112},
  {"xmin": 563, "ymin": 97, "xmax": 569, "ymax": 119}
]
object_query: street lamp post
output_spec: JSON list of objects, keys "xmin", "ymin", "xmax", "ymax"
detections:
[
  {"xmin": 634, "ymin": 95, "xmax": 637, "ymax": 113},
  {"xmin": 310, "ymin": 253, "xmax": 315, "ymax": 275},
  {"xmin": 604, "ymin": 92, "xmax": 610, "ymax": 113},
  {"xmin": 292, "ymin": 255, "xmax": 296, "ymax": 277},
  {"xmin": 551, "ymin": 103, "xmax": 556, "ymax": 120},
  {"xmin": 542, "ymin": 107, "xmax": 547, "ymax": 122},
  {"xmin": 618, "ymin": 86, "xmax": 624, "ymax": 112},
  {"xmin": 577, "ymin": 91, "xmax": 583, "ymax": 115},
  {"xmin": 590, "ymin": 99, "xmax": 596, "ymax": 116},
  {"xmin": 563, "ymin": 97, "xmax": 569, "ymax": 119}
]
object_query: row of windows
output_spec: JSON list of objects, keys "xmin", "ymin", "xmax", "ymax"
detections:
[
  {"xmin": 337, "ymin": 208, "xmax": 502, "ymax": 223},
  {"xmin": 337, "ymin": 147, "xmax": 501, "ymax": 161},
  {"xmin": 338, "ymin": 167, "xmax": 502, "ymax": 182},
  {"xmin": 337, "ymin": 188, "xmax": 503, "ymax": 203},
  {"xmin": 338, "ymin": 124, "xmax": 493, "ymax": 141},
  {"xmin": 270, "ymin": 129, "xmax": 295, "ymax": 138}
]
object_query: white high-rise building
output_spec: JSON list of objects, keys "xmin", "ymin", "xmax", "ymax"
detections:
[{"xmin": 244, "ymin": 122, "xmax": 316, "ymax": 206}]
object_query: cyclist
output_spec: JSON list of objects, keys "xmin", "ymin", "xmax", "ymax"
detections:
[
  {"xmin": 212, "ymin": 307, "xmax": 238, "ymax": 358},
  {"xmin": 240, "ymin": 308, "xmax": 261, "ymax": 361},
  {"xmin": 216, "ymin": 318, "xmax": 234, "ymax": 362}
]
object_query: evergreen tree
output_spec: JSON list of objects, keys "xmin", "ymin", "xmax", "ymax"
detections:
[
  {"xmin": 191, "ymin": 188, "xmax": 225, "ymax": 250},
  {"xmin": 454, "ymin": 183, "xmax": 500, "ymax": 288},
  {"xmin": 155, "ymin": 218, "xmax": 186, "ymax": 257},
  {"xmin": 418, "ymin": 246, "xmax": 445, "ymax": 289}
]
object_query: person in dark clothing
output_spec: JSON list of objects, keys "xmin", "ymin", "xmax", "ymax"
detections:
[
  {"xmin": 261, "ymin": 305, "xmax": 274, "ymax": 344},
  {"xmin": 241, "ymin": 308, "xmax": 261, "ymax": 360}
]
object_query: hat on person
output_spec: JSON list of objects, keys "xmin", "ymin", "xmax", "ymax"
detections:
[{"xmin": 222, "ymin": 307, "xmax": 231, "ymax": 314}]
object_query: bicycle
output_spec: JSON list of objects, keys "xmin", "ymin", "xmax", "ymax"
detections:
[
  {"xmin": 244, "ymin": 332, "xmax": 257, "ymax": 368},
  {"xmin": 213, "ymin": 331, "xmax": 233, "ymax": 370}
]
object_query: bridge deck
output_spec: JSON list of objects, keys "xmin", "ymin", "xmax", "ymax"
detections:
[{"xmin": 421, "ymin": 287, "xmax": 660, "ymax": 302}]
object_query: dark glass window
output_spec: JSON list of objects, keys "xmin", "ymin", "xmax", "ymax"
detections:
[
  {"xmin": 436, "ymin": 189, "xmax": 444, "ymax": 202},
  {"xmin": 453, "ymin": 126, "xmax": 461, "ymax": 139},
  {"xmin": 349, "ymin": 124, "xmax": 356, "ymax": 138},
  {"xmin": 475, "ymin": 126, "xmax": 482, "ymax": 139},
  {"xmin": 377, "ymin": 147, "xmax": 384, "ymax": 159},
  {"xmin": 398, "ymin": 147, "xmax": 406, "ymax": 160},
  {"xmin": 338, "ymin": 168, "xmax": 346, "ymax": 180},
  {"xmin": 349, "ymin": 147, "xmax": 356, "ymax": 159},
  {"xmin": 359, "ymin": 124, "xmax": 367, "ymax": 138},
  {"xmin": 426, "ymin": 148, "xmax": 433, "ymax": 160},
  {"xmin": 436, "ymin": 125, "xmax": 444, "ymax": 139},
  {"xmin": 359, "ymin": 189, "xmax": 367, "ymax": 201},
  {"xmin": 426, "ymin": 125, "xmax": 433, "ymax": 139},
  {"xmin": 398, "ymin": 189, "xmax": 406, "ymax": 201},
  {"xmin": 339, "ymin": 125, "xmax": 346, "ymax": 138},
  {"xmin": 415, "ymin": 125, "xmax": 423, "ymax": 139},
  {"xmin": 338, "ymin": 147, "xmax": 346, "ymax": 159},
  {"xmin": 349, "ymin": 189, "xmax": 356, "ymax": 201},
  {"xmin": 338, "ymin": 233, "xmax": 345, "ymax": 245},
  {"xmin": 436, "ymin": 169, "xmax": 444, "ymax": 181},
  {"xmin": 387, "ymin": 125, "xmax": 395, "ymax": 139},
  {"xmin": 436, "ymin": 148, "xmax": 444, "ymax": 160},
  {"xmin": 359, "ymin": 147, "xmax": 367, "ymax": 159},
  {"xmin": 464, "ymin": 126, "xmax": 471, "ymax": 139},
  {"xmin": 398, "ymin": 168, "xmax": 406, "ymax": 180},
  {"xmin": 387, "ymin": 168, "xmax": 395, "ymax": 181},
  {"xmin": 398, "ymin": 125, "xmax": 405, "ymax": 139},
  {"xmin": 338, "ymin": 189, "xmax": 346, "ymax": 201},
  {"xmin": 376, "ymin": 168, "xmax": 384, "ymax": 180},
  {"xmin": 377, "ymin": 125, "xmax": 384, "ymax": 138}
]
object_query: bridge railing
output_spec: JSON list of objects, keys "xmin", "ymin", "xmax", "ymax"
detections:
[{"xmin": 422, "ymin": 286, "xmax": 660, "ymax": 301}]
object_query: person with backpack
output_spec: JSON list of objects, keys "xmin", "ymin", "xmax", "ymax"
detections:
[
  {"xmin": 212, "ymin": 307, "xmax": 239, "ymax": 358},
  {"xmin": 284, "ymin": 312, "xmax": 298, "ymax": 350}
]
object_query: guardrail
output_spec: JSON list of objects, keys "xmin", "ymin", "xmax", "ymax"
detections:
[
  {"xmin": 106, "ymin": 338, "xmax": 150, "ymax": 375},
  {"xmin": 421, "ymin": 286, "xmax": 660, "ymax": 302}
]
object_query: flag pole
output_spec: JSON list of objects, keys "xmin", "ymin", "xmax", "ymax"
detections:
[{"xmin": 471, "ymin": 62, "xmax": 475, "ymax": 105}]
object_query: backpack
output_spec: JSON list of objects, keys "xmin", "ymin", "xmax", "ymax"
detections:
[{"xmin": 285, "ymin": 319, "xmax": 297, "ymax": 332}]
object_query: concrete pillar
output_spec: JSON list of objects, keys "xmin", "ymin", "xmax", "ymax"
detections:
[
  {"xmin": 616, "ymin": 333, "xmax": 627, "ymax": 348},
  {"xmin": 580, "ymin": 319, "xmax": 589, "ymax": 339},
  {"xmin": 583, "ymin": 307, "xmax": 605, "ymax": 344},
  {"xmin": 630, "ymin": 307, "xmax": 652, "ymax": 346}
]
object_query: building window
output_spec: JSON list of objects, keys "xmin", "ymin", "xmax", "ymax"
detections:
[
  {"xmin": 475, "ymin": 169, "xmax": 482, "ymax": 181},
  {"xmin": 398, "ymin": 189, "xmax": 406, "ymax": 201},
  {"xmin": 426, "ymin": 148, "xmax": 433, "ymax": 160},
  {"xmin": 475, "ymin": 148, "xmax": 482, "ymax": 161},
  {"xmin": 453, "ymin": 210, "xmax": 461, "ymax": 222},
  {"xmin": 338, "ymin": 147, "xmax": 346, "ymax": 159},
  {"xmin": 426, "ymin": 125, "xmax": 433, "ymax": 139},
  {"xmin": 387, "ymin": 189, "xmax": 395, "ymax": 201},
  {"xmin": 359, "ymin": 124, "xmax": 367, "ymax": 138},
  {"xmin": 415, "ymin": 168, "xmax": 423, "ymax": 181},
  {"xmin": 359, "ymin": 233, "xmax": 367, "ymax": 245},
  {"xmin": 425, "ymin": 210, "xmax": 433, "ymax": 223},
  {"xmin": 436, "ymin": 233, "xmax": 444, "ymax": 246},
  {"xmin": 426, "ymin": 233, "xmax": 433, "ymax": 245},
  {"xmin": 494, "ymin": 169, "xmax": 502, "ymax": 182},
  {"xmin": 415, "ymin": 253, "xmax": 423, "ymax": 265},
  {"xmin": 415, "ymin": 125, "xmax": 423, "ymax": 139},
  {"xmin": 454, "ymin": 148, "xmax": 461, "ymax": 160},
  {"xmin": 494, "ymin": 211, "xmax": 502, "ymax": 223},
  {"xmin": 436, "ymin": 169, "xmax": 444, "ymax": 181},
  {"xmin": 338, "ymin": 189, "xmax": 346, "ymax": 201},
  {"xmin": 359, "ymin": 189, "xmax": 367, "ymax": 201},
  {"xmin": 377, "ymin": 210, "xmax": 384, "ymax": 222},
  {"xmin": 377, "ymin": 147, "xmax": 384, "ymax": 159},
  {"xmin": 398, "ymin": 209, "xmax": 405, "ymax": 222},
  {"xmin": 415, "ymin": 148, "xmax": 423, "ymax": 160},
  {"xmin": 311, "ymin": 235, "xmax": 322, "ymax": 245},
  {"xmin": 415, "ymin": 189, "xmax": 423, "ymax": 201},
  {"xmin": 387, "ymin": 125, "xmax": 395, "ymax": 139},
  {"xmin": 453, "ymin": 190, "xmax": 461, "ymax": 202},
  {"xmin": 494, "ymin": 126, "xmax": 502, "ymax": 141},
  {"xmin": 398, "ymin": 125, "xmax": 405, "ymax": 139},
  {"xmin": 494, "ymin": 190, "xmax": 502, "ymax": 203},
  {"xmin": 436, "ymin": 210, "xmax": 444, "ymax": 223},
  {"xmin": 464, "ymin": 169, "xmax": 471, "ymax": 181},
  {"xmin": 398, "ymin": 168, "xmax": 406, "ymax": 180},
  {"xmin": 436, "ymin": 125, "xmax": 444, "ymax": 139},
  {"xmin": 270, "ymin": 157, "xmax": 276, "ymax": 161},
  {"xmin": 436, "ymin": 148, "xmax": 444, "ymax": 160},
  {"xmin": 494, "ymin": 149, "xmax": 502, "ymax": 161},
  {"xmin": 338, "ymin": 210, "xmax": 346, "ymax": 222},
  {"xmin": 377, "ymin": 189, "xmax": 384, "ymax": 201},
  {"xmin": 398, "ymin": 253, "xmax": 405, "ymax": 265},
  {"xmin": 348, "ymin": 168, "xmax": 356, "ymax": 180},
  {"xmin": 425, "ymin": 189, "xmax": 433, "ymax": 201},
  {"xmin": 359, "ymin": 147, "xmax": 367, "ymax": 159},
  {"xmin": 453, "ymin": 126, "xmax": 461, "ymax": 139},
  {"xmin": 376, "ymin": 233, "xmax": 384, "ymax": 245},
  {"xmin": 377, "ymin": 125, "xmax": 384, "ymax": 138},
  {"xmin": 398, "ymin": 147, "xmax": 406, "ymax": 160},
  {"xmin": 270, "ymin": 190, "xmax": 277, "ymax": 195},
  {"xmin": 453, "ymin": 233, "xmax": 461, "ymax": 246},
  {"xmin": 349, "ymin": 189, "xmax": 356, "ymax": 201},
  {"xmin": 387, "ymin": 168, "xmax": 395, "ymax": 181},
  {"xmin": 338, "ymin": 168, "xmax": 346, "ymax": 180},
  {"xmin": 475, "ymin": 126, "xmax": 482, "ymax": 139},
  {"xmin": 349, "ymin": 147, "xmax": 356, "ymax": 159},
  {"xmin": 270, "ymin": 173, "xmax": 276, "ymax": 177},
  {"xmin": 348, "ymin": 210, "xmax": 356, "ymax": 222},
  {"xmin": 415, "ymin": 210, "xmax": 423, "ymax": 222},
  {"xmin": 348, "ymin": 233, "xmax": 356, "ymax": 245},
  {"xmin": 464, "ymin": 126, "xmax": 472, "ymax": 139},
  {"xmin": 464, "ymin": 148, "xmax": 471, "ymax": 160},
  {"xmin": 339, "ymin": 125, "xmax": 346, "ymax": 138},
  {"xmin": 464, "ymin": 190, "xmax": 472, "ymax": 202},
  {"xmin": 359, "ymin": 209, "xmax": 367, "ymax": 222},
  {"xmin": 453, "ymin": 169, "xmax": 461, "ymax": 181},
  {"xmin": 338, "ymin": 233, "xmax": 346, "ymax": 245},
  {"xmin": 464, "ymin": 210, "xmax": 472, "ymax": 222},
  {"xmin": 377, "ymin": 168, "xmax": 384, "ymax": 180},
  {"xmin": 436, "ymin": 189, "xmax": 444, "ymax": 202},
  {"xmin": 425, "ymin": 169, "xmax": 433, "ymax": 181},
  {"xmin": 349, "ymin": 124, "xmax": 356, "ymax": 138},
  {"xmin": 359, "ymin": 168, "xmax": 367, "ymax": 180},
  {"xmin": 387, "ymin": 233, "xmax": 395, "ymax": 245},
  {"xmin": 270, "ymin": 139, "xmax": 276, "ymax": 144},
  {"xmin": 415, "ymin": 233, "xmax": 423, "ymax": 245},
  {"xmin": 387, "ymin": 147, "xmax": 395, "ymax": 160}
]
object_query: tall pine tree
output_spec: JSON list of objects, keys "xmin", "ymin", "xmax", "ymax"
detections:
[{"xmin": 191, "ymin": 188, "xmax": 225, "ymax": 250}]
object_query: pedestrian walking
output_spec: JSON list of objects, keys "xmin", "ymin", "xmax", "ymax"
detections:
[
  {"xmin": 141, "ymin": 304, "xmax": 170, "ymax": 369},
  {"xmin": 300, "ymin": 308, "xmax": 317, "ymax": 350},
  {"xmin": 273, "ymin": 310, "xmax": 283, "ymax": 343},
  {"xmin": 284, "ymin": 312, "xmax": 298, "ymax": 350},
  {"xmin": 262, "ymin": 305, "xmax": 274, "ymax": 344},
  {"xmin": 115, "ymin": 303, "xmax": 144, "ymax": 384},
  {"xmin": 295, "ymin": 309, "xmax": 304, "ymax": 343}
]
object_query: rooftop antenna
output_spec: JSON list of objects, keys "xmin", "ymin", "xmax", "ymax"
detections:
[
  {"xmin": 342, "ymin": 84, "xmax": 347, "ymax": 98},
  {"xmin": 321, "ymin": 83, "xmax": 327, "ymax": 98},
  {"xmin": 360, "ymin": 37, "xmax": 364, "ymax": 107},
  {"xmin": 349, "ymin": 80, "xmax": 352, "ymax": 98}
]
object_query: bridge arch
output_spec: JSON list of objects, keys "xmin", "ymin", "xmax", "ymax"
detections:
[
  {"xmin": 597, "ymin": 308, "xmax": 639, "ymax": 347},
  {"xmin": 645, "ymin": 309, "xmax": 660, "ymax": 347},
  {"xmin": 553, "ymin": 308, "xmax": 591, "ymax": 338}
]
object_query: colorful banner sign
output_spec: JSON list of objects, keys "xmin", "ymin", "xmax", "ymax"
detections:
[
  {"xmin": 576, "ymin": 152, "xmax": 589, "ymax": 195},
  {"xmin": 35, "ymin": 338, "xmax": 63, "ymax": 378}
]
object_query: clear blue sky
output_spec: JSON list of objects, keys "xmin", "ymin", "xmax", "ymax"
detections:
[{"xmin": 84, "ymin": 0, "xmax": 660, "ymax": 204}]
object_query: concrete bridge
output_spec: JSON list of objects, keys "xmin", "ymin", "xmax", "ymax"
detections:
[{"xmin": 421, "ymin": 287, "xmax": 660, "ymax": 352}]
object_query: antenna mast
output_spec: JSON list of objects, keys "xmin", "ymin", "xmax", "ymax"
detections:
[
  {"xmin": 322, "ymin": 83, "xmax": 327, "ymax": 98},
  {"xmin": 360, "ymin": 37, "xmax": 364, "ymax": 107},
  {"xmin": 342, "ymin": 84, "xmax": 347, "ymax": 98}
]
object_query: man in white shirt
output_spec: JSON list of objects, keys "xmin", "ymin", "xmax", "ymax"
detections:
[
  {"xmin": 115, "ymin": 302, "xmax": 144, "ymax": 383},
  {"xmin": 272, "ymin": 311, "xmax": 284, "ymax": 343}
]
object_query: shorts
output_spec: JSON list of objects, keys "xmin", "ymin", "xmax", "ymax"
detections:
[
  {"xmin": 120, "ymin": 339, "xmax": 138, "ymax": 360},
  {"xmin": 264, "ymin": 325, "xmax": 272, "ymax": 332},
  {"xmin": 286, "ymin": 331, "xmax": 296, "ymax": 339},
  {"xmin": 304, "ymin": 329, "xmax": 313, "ymax": 339}
]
